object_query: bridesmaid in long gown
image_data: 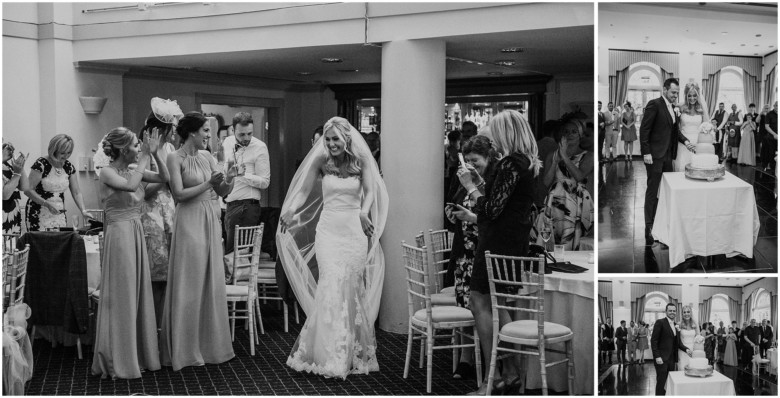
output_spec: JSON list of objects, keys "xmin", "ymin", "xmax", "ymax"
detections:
[
  {"xmin": 723, "ymin": 327, "xmax": 739, "ymax": 367},
  {"xmin": 92, "ymin": 127, "xmax": 169, "ymax": 379},
  {"xmin": 160, "ymin": 112, "xmax": 238, "ymax": 371}
]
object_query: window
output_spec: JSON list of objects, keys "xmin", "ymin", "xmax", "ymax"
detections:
[
  {"xmin": 626, "ymin": 62, "xmax": 663, "ymax": 127},
  {"xmin": 708, "ymin": 294, "xmax": 732, "ymax": 326},
  {"xmin": 751, "ymin": 289, "xmax": 771, "ymax": 323},
  {"xmin": 716, "ymin": 66, "xmax": 746, "ymax": 113},
  {"xmin": 643, "ymin": 292, "xmax": 669, "ymax": 327}
]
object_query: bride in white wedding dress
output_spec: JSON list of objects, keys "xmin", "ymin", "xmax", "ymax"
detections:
[
  {"xmin": 677, "ymin": 305, "xmax": 699, "ymax": 370},
  {"xmin": 278, "ymin": 117, "xmax": 388, "ymax": 379},
  {"xmin": 674, "ymin": 83, "xmax": 711, "ymax": 172}
]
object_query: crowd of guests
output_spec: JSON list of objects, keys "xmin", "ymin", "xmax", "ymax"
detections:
[
  {"xmin": 440, "ymin": 109, "xmax": 594, "ymax": 393},
  {"xmin": 597, "ymin": 99, "xmax": 779, "ymax": 172},
  {"xmin": 598, "ymin": 316, "xmax": 775, "ymax": 373},
  {"xmin": 2, "ymin": 97, "xmax": 274, "ymax": 379}
]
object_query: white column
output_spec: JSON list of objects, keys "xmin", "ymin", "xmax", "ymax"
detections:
[{"xmin": 378, "ymin": 39, "xmax": 446, "ymax": 333}]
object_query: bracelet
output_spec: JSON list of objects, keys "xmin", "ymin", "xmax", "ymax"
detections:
[{"xmin": 467, "ymin": 187, "xmax": 478, "ymax": 197}]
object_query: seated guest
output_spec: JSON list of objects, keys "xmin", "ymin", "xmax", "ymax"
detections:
[
  {"xmin": 24, "ymin": 134, "xmax": 93, "ymax": 231},
  {"xmin": 540, "ymin": 117, "xmax": 594, "ymax": 250},
  {"xmin": 92, "ymin": 126, "xmax": 169, "ymax": 379},
  {"xmin": 3, "ymin": 142, "xmax": 29, "ymax": 234}
]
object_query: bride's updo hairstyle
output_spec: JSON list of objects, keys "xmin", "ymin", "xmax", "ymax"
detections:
[
  {"xmin": 680, "ymin": 304, "xmax": 697, "ymax": 330},
  {"xmin": 322, "ymin": 116, "xmax": 362, "ymax": 177},
  {"xmin": 176, "ymin": 112, "xmax": 208, "ymax": 142},
  {"xmin": 102, "ymin": 127, "xmax": 136, "ymax": 161},
  {"xmin": 681, "ymin": 83, "xmax": 705, "ymax": 115}
]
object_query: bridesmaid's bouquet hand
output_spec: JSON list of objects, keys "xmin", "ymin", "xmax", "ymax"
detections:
[{"xmin": 359, "ymin": 212, "xmax": 374, "ymax": 237}]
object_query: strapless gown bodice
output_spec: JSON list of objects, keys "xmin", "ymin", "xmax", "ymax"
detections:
[{"xmin": 322, "ymin": 174, "xmax": 361, "ymax": 210}]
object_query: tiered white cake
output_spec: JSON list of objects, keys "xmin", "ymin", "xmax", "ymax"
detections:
[
  {"xmin": 689, "ymin": 350, "xmax": 709, "ymax": 369},
  {"xmin": 685, "ymin": 123, "xmax": 725, "ymax": 181}
]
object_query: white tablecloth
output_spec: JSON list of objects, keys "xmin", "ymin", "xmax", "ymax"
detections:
[
  {"xmin": 769, "ymin": 348, "xmax": 777, "ymax": 376},
  {"xmin": 521, "ymin": 251, "xmax": 593, "ymax": 395},
  {"xmin": 665, "ymin": 370, "xmax": 736, "ymax": 396},
  {"xmin": 651, "ymin": 172, "xmax": 760, "ymax": 268}
]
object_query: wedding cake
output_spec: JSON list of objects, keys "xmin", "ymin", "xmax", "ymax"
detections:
[
  {"xmin": 689, "ymin": 350, "xmax": 709, "ymax": 369},
  {"xmin": 685, "ymin": 122, "xmax": 725, "ymax": 181}
]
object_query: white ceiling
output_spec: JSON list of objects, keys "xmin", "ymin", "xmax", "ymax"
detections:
[
  {"xmin": 91, "ymin": 26, "xmax": 593, "ymax": 84},
  {"xmin": 600, "ymin": 2, "xmax": 777, "ymax": 57},
  {"xmin": 599, "ymin": 277, "xmax": 764, "ymax": 288}
]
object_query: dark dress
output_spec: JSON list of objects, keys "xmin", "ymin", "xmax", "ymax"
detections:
[
  {"xmin": 2, "ymin": 161, "xmax": 22, "ymax": 234},
  {"xmin": 25, "ymin": 158, "xmax": 76, "ymax": 231},
  {"xmin": 601, "ymin": 323, "xmax": 615, "ymax": 351},
  {"xmin": 471, "ymin": 154, "xmax": 536, "ymax": 294}
]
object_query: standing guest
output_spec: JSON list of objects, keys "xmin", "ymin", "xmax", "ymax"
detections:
[
  {"xmin": 597, "ymin": 101, "xmax": 606, "ymax": 163},
  {"xmin": 740, "ymin": 321, "xmax": 750, "ymax": 365},
  {"xmin": 160, "ymin": 112, "xmax": 239, "ymax": 371},
  {"xmin": 3, "ymin": 143, "xmax": 28, "ymax": 234},
  {"xmin": 601, "ymin": 317, "xmax": 616, "ymax": 365},
  {"xmin": 756, "ymin": 104, "xmax": 769, "ymax": 162},
  {"xmin": 743, "ymin": 319, "xmax": 761, "ymax": 370},
  {"xmin": 615, "ymin": 320, "xmax": 628, "ymax": 365},
  {"xmin": 723, "ymin": 327, "xmax": 738, "ymax": 367},
  {"xmin": 744, "ymin": 103, "xmax": 760, "ymax": 161},
  {"xmin": 716, "ymin": 321, "xmax": 727, "ymax": 363},
  {"xmin": 461, "ymin": 120, "xmax": 478, "ymax": 142},
  {"xmin": 732, "ymin": 321, "xmax": 742, "ymax": 362},
  {"xmin": 627, "ymin": 321, "xmax": 638, "ymax": 364},
  {"xmin": 137, "ymin": 98, "xmax": 183, "ymax": 326},
  {"xmin": 92, "ymin": 127, "xmax": 169, "ymax": 379},
  {"xmin": 620, "ymin": 102, "xmax": 637, "ymax": 161},
  {"xmin": 444, "ymin": 129, "xmax": 462, "ymax": 204},
  {"xmin": 636, "ymin": 321, "xmax": 649, "ymax": 364},
  {"xmin": 24, "ymin": 134, "xmax": 93, "ymax": 231},
  {"xmin": 444, "ymin": 135, "xmax": 498, "ymax": 379},
  {"xmin": 221, "ymin": 112, "xmax": 270, "ymax": 254},
  {"xmin": 763, "ymin": 101, "xmax": 778, "ymax": 172},
  {"xmin": 725, "ymin": 104, "xmax": 743, "ymax": 162},
  {"xmin": 737, "ymin": 114, "xmax": 757, "ymax": 166},
  {"xmin": 713, "ymin": 103, "xmax": 728, "ymax": 159},
  {"xmin": 760, "ymin": 319, "xmax": 773, "ymax": 358},
  {"xmin": 703, "ymin": 322, "xmax": 716, "ymax": 365},
  {"xmin": 604, "ymin": 102, "xmax": 618, "ymax": 161},
  {"xmin": 456, "ymin": 110, "xmax": 540, "ymax": 394},
  {"xmin": 535, "ymin": 120, "xmax": 562, "ymax": 207}
]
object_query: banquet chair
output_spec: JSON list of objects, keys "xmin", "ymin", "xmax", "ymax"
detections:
[
  {"xmin": 3, "ymin": 233, "xmax": 19, "ymax": 253},
  {"xmin": 753, "ymin": 345, "xmax": 771, "ymax": 375},
  {"xmin": 255, "ymin": 252, "xmax": 299, "ymax": 328},
  {"xmin": 415, "ymin": 229, "xmax": 456, "ymax": 306},
  {"xmin": 485, "ymin": 251, "xmax": 575, "ymax": 396},
  {"xmin": 3, "ymin": 245, "xmax": 30, "ymax": 313},
  {"xmin": 402, "ymin": 242, "xmax": 482, "ymax": 393},
  {"xmin": 226, "ymin": 224, "xmax": 263, "ymax": 355}
]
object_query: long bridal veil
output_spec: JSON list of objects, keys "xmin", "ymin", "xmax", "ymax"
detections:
[{"xmin": 276, "ymin": 117, "xmax": 389, "ymax": 323}]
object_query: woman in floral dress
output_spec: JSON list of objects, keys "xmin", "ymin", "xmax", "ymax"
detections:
[
  {"xmin": 3, "ymin": 142, "xmax": 28, "ymax": 235},
  {"xmin": 25, "ymin": 134, "xmax": 92, "ymax": 231},
  {"xmin": 445, "ymin": 135, "xmax": 498, "ymax": 380}
]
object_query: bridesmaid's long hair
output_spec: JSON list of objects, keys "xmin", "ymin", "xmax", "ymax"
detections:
[{"xmin": 322, "ymin": 117, "xmax": 362, "ymax": 177}]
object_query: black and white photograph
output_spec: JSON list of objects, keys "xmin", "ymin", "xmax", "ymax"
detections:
[
  {"xmin": 2, "ymin": 2, "xmax": 595, "ymax": 396},
  {"xmin": 597, "ymin": 2, "xmax": 778, "ymax": 273},
  {"xmin": 597, "ymin": 277, "xmax": 778, "ymax": 396}
]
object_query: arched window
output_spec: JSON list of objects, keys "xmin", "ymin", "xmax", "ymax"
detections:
[
  {"xmin": 708, "ymin": 294, "xmax": 731, "ymax": 326},
  {"xmin": 716, "ymin": 66, "xmax": 746, "ymax": 113},
  {"xmin": 751, "ymin": 289, "xmax": 771, "ymax": 323},
  {"xmin": 643, "ymin": 292, "xmax": 669, "ymax": 326},
  {"xmin": 626, "ymin": 62, "xmax": 663, "ymax": 125}
]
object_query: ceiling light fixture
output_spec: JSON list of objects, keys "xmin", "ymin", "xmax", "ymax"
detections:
[
  {"xmin": 337, "ymin": 69, "xmax": 359, "ymax": 73},
  {"xmin": 296, "ymin": 72, "xmax": 312, "ymax": 76},
  {"xmin": 711, "ymin": 42, "xmax": 716, "ymax": 45},
  {"xmin": 320, "ymin": 58, "xmax": 343, "ymax": 63},
  {"xmin": 756, "ymin": 34, "xmax": 762, "ymax": 37},
  {"xmin": 741, "ymin": 44, "xmax": 746, "ymax": 46},
  {"xmin": 500, "ymin": 47, "xmax": 524, "ymax": 53},
  {"xmin": 721, "ymin": 31, "xmax": 728, "ymax": 35},
  {"xmin": 495, "ymin": 60, "xmax": 516, "ymax": 66},
  {"xmin": 487, "ymin": 72, "xmax": 505, "ymax": 76}
]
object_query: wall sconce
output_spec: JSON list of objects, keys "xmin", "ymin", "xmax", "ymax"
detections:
[{"xmin": 79, "ymin": 96, "xmax": 108, "ymax": 114}]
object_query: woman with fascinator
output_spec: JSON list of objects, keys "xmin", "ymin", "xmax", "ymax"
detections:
[
  {"xmin": 92, "ymin": 126, "xmax": 169, "ymax": 379},
  {"xmin": 278, "ymin": 116, "xmax": 388, "ymax": 379},
  {"xmin": 137, "ymin": 97, "xmax": 183, "ymax": 325},
  {"xmin": 673, "ymin": 83, "xmax": 711, "ymax": 172}
]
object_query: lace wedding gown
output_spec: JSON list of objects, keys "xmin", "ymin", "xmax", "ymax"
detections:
[
  {"xmin": 286, "ymin": 174, "xmax": 379, "ymax": 378},
  {"xmin": 674, "ymin": 113, "xmax": 703, "ymax": 172},
  {"xmin": 677, "ymin": 328, "xmax": 697, "ymax": 369}
]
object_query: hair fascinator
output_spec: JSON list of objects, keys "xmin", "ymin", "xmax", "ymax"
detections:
[{"xmin": 151, "ymin": 97, "xmax": 184, "ymax": 125}]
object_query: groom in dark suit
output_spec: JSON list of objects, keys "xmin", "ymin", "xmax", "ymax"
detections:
[
  {"xmin": 651, "ymin": 303, "xmax": 691, "ymax": 396},
  {"xmin": 639, "ymin": 78, "xmax": 693, "ymax": 245}
]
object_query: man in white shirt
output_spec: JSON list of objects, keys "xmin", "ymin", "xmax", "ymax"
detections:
[
  {"xmin": 222, "ymin": 112, "xmax": 271, "ymax": 254},
  {"xmin": 604, "ymin": 102, "xmax": 618, "ymax": 161}
]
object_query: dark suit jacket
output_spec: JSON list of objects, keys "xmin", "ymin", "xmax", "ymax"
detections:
[
  {"xmin": 639, "ymin": 96, "xmax": 687, "ymax": 159},
  {"xmin": 761, "ymin": 326, "xmax": 774, "ymax": 344},
  {"xmin": 651, "ymin": 318, "xmax": 689, "ymax": 364},
  {"xmin": 615, "ymin": 326, "xmax": 628, "ymax": 347}
]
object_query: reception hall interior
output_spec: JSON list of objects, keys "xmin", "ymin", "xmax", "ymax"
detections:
[
  {"xmin": 597, "ymin": 2, "xmax": 778, "ymax": 273},
  {"xmin": 2, "ymin": 2, "xmax": 595, "ymax": 396},
  {"xmin": 597, "ymin": 277, "xmax": 778, "ymax": 396}
]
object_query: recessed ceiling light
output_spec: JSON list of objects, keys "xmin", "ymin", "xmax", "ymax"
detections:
[
  {"xmin": 754, "ymin": 53, "xmax": 759, "ymax": 56},
  {"xmin": 500, "ymin": 47, "xmax": 524, "ymax": 53},
  {"xmin": 320, "ymin": 58, "xmax": 343, "ymax": 63},
  {"xmin": 495, "ymin": 60, "xmax": 516, "ymax": 66},
  {"xmin": 711, "ymin": 42, "xmax": 716, "ymax": 45},
  {"xmin": 610, "ymin": 24, "xmax": 613, "ymax": 27},
  {"xmin": 771, "ymin": 45, "xmax": 775, "ymax": 48},
  {"xmin": 721, "ymin": 31, "xmax": 728, "ymax": 35},
  {"xmin": 487, "ymin": 72, "xmax": 504, "ymax": 76},
  {"xmin": 741, "ymin": 44, "xmax": 746, "ymax": 46},
  {"xmin": 756, "ymin": 34, "xmax": 762, "ymax": 37},
  {"xmin": 296, "ymin": 72, "xmax": 312, "ymax": 76},
  {"xmin": 337, "ymin": 69, "xmax": 359, "ymax": 73},
  {"xmin": 754, "ymin": 45, "xmax": 760, "ymax": 47},
  {"xmin": 729, "ymin": 51, "xmax": 734, "ymax": 54}
]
